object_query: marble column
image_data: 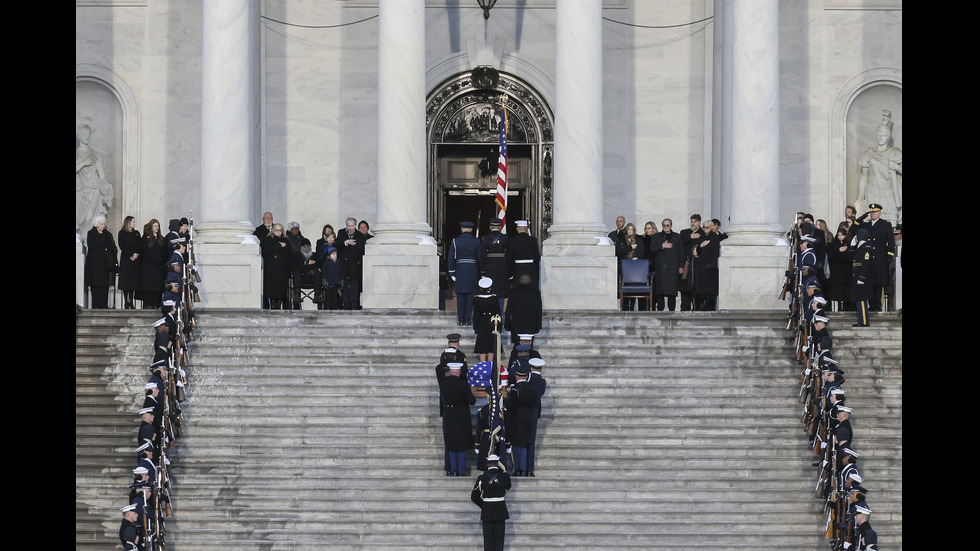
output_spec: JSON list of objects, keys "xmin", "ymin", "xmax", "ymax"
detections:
[
  {"xmin": 717, "ymin": 0, "xmax": 787, "ymax": 310},
  {"xmin": 361, "ymin": 0, "xmax": 438, "ymax": 308},
  {"xmin": 195, "ymin": 0, "xmax": 262, "ymax": 307},
  {"xmin": 540, "ymin": 0, "xmax": 617, "ymax": 310}
]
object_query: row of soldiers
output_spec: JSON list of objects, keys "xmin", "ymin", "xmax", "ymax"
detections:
[
  {"xmin": 435, "ymin": 326, "xmax": 548, "ymax": 551},
  {"xmin": 790, "ymin": 248, "xmax": 879, "ymax": 550},
  {"xmin": 119, "ymin": 233, "xmax": 200, "ymax": 550}
]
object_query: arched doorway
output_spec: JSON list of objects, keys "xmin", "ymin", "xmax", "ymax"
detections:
[{"xmin": 426, "ymin": 69, "xmax": 553, "ymax": 247}]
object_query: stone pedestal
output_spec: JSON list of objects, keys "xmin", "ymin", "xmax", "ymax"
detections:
[
  {"xmin": 195, "ymin": 236, "xmax": 262, "ymax": 308},
  {"xmin": 541, "ymin": 243, "xmax": 618, "ymax": 310},
  {"xmin": 361, "ymin": 242, "xmax": 439, "ymax": 309},
  {"xmin": 718, "ymin": 229, "xmax": 790, "ymax": 310}
]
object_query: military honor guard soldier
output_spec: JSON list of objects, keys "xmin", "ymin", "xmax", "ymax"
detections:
[
  {"xmin": 119, "ymin": 503, "xmax": 143, "ymax": 551},
  {"xmin": 471, "ymin": 453, "xmax": 512, "ymax": 551},
  {"xmin": 440, "ymin": 362, "xmax": 476, "ymax": 476},
  {"xmin": 448, "ymin": 221, "xmax": 485, "ymax": 326}
]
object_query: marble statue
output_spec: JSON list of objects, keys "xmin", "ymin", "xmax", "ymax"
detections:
[
  {"xmin": 76, "ymin": 124, "xmax": 114, "ymax": 232},
  {"xmin": 856, "ymin": 110, "xmax": 902, "ymax": 223}
]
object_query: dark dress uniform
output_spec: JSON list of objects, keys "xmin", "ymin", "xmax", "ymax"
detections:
[
  {"xmin": 119, "ymin": 514, "xmax": 142, "ymax": 551},
  {"xmin": 482, "ymin": 228, "xmax": 510, "ymax": 307},
  {"xmin": 527, "ymin": 366, "xmax": 547, "ymax": 475},
  {"xmin": 865, "ymin": 217, "xmax": 895, "ymax": 310},
  {"xmin": 648, "ymin": 230, "xmax": 684, "ymax": 310},
  {"xmin": 471, "ymin": 464, "xmax": 512, "ymax": 551},
  {"xmin": 503, "ymin": 378, "xmax": 538, "ymax": 474},
  {"xmin": 507, "ymin": 230, "xmax": 540, "ymax": 288},
  {"xmin": 449, "ymin": 229, "xmax": 485, "ymax": 324},
  {"xmin": 851, "ymin": 236, "xmax": 874, "ymax": 326},
  {"xmin": 440, "ymin": 371, "xmax": 476, "ymax": 475}
]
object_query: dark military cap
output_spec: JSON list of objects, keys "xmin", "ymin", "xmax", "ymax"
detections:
[
  {"xmin": 489, "ymin": 217, "xmax": 502, "ymax": 225},
  {"xmin": 868, "ymin": 203, "xmax": 882, "ymax": 212},
  {"xmin": 446, "ymin": 333, "xmax": 461, "ymax": 342},
  {"xmin": 515, "ymin": 344, "xmax": 531, "ymax": 353},
  {"xmin": 460, "ymin": 221, "xmax": 475, "ymax": 228}
]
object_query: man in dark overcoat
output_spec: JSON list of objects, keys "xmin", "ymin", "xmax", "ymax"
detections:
[{"xmin": 648, "ymin": 218, "xmax": 684, "ymax": 311}]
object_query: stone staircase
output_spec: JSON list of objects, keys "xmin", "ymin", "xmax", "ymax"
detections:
[{"xmin": 76, "ymin": 309, "xmax": 902, "ymax": 550}]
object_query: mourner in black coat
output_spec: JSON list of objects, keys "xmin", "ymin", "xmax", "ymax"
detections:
[
  {"xmin": 85, "ymin": 217, "xmax": 118, "ymax": 309},
  {"xmin": 261, "ymin": 224, "xmax": 292, "ymax": 309},
  {"xmin": 648, "ymin": 220, "xmax": 684, "ymax": 311},
  {"xmin": 138, "ymin": 219, "xmax": 168, "ymax": 309},
  {"xmin": 117, "ymin": 216, "xmax": 142, "ymax": 309}
]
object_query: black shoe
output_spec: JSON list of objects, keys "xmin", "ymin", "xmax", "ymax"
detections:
[
  {"xmin": 527, "ymin": 471, "xmax": 535, "ymax": 477},
  {"xmin": 514, "ymin": 470, "xmax": 524, "ymax": 476},
  {"xmin": 851, "ymin": 323, "xmax": 869, "ymax": 327}
]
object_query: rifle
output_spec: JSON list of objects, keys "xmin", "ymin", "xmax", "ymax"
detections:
[
  {"xmin": 779, "ymin": 222, "xmax": 799, "ymax": 301},
  {"xmin": 142, "ymin": 493, "xmax": 154, "ymax": 551},
  {"xmin": 188, "ymin": 211, "xmax": 202, "ymax": 284}
]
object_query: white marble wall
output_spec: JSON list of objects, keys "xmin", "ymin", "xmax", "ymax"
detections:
[{"xmin": 75, "ymin": 1, "xmax": 901, "ymax": 310}]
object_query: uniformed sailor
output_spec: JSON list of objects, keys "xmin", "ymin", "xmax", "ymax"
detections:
[
  {"xmin": 448, "ymin": 221, "xmax": 485, "ymax": 325},
  {"xmin": 471, "ymin": 454, "xmax": 512, "ymax": 551},
  {"xmin": 852, "ymin": 203, "xmax": 895, "ymax": 311},
  {"xmin": 507, "ymin": 334, "xmax": 542, "ymax": 367},
  {"xmin": 119, "ymin": 503, "xmax": 142, "ymax": 551},
  {"xmin": 472, "ymin": 277, "xmax": 500, "ymax": 363},
  {"xmin": 503, "ymin": 365, "xmax": 538, "ymax": 476},
  {"xmin": 526, "ymin": 357, "xmax": 547, "ymax": 477}
]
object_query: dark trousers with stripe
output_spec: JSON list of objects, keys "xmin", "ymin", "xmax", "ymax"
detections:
[{"xmin": 855, "ymin": 300, "xmax": 869, "ymax": 326}]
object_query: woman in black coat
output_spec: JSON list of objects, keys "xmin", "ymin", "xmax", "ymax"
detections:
[
  {"xmin": 85, "ymin": 215, "xmax": 118, "ymax": 309},
  {"xmin": 827, "ymin": 226, "xmax": 854, "ymax": 311},
  {"xmin": 692, "ymin": 219, "xmax": 728, "ymax": 311},
  {"xmin": 117, "ymin": 215, "xmax": 142, "ymax": 309},
  {"xmin": 616, "ymin": 223, "xmax": 646, "ymax": 310},
  {"xmin": 261, "ymin": 223, "xmax": 292, "ymax": 309},
  {"xmin": 138, "ymin": 219, "xmax": 168, "ymax": 309}
]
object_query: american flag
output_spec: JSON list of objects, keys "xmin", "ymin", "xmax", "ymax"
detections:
[{"xmin": 495, "ymin": 107, "xmax": 508, "ymax": 232}]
